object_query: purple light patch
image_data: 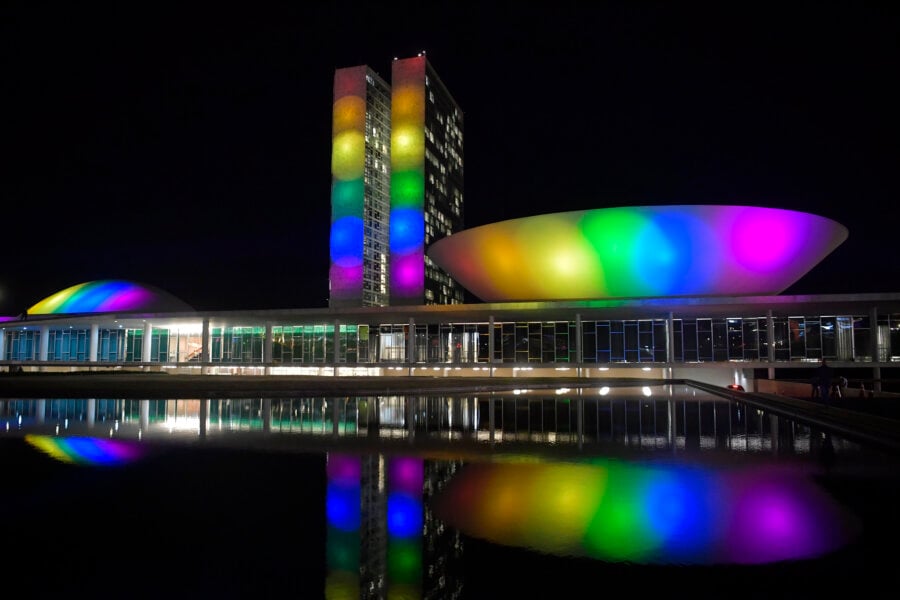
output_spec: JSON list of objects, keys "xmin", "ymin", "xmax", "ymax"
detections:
[
  {"xmin": 732, "ymin": 207, "xmax": 808, "ymax": 272},
  {"xmin": 720, "ymin": 471, "xmax": 856, "ymax": 564},
  {"xmin": 390, "ymin": 457, "xmax": 424, "ymax": 495},
  {"xmin": 329, "ymin": 264, "xmax": 364, "ymax": 295},
  {"xmin": 328, "ymin": 454, "xmax": 361, "ymax": 486},
  {"xmin": 391, "ymin": 254, "xmax": 424, "ymax": 296}
]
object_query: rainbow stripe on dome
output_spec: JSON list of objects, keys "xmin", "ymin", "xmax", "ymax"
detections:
[
  {"xmin": 25, "ymin": 434, "xmax": 147, "ymax": 466},
  {"xmin": 27, "ymin": 280, "xmax": 192, "ymax": 315},
  {"xmin": 427, "ymin": 205, "xmax": 849, "ymax": 301}
]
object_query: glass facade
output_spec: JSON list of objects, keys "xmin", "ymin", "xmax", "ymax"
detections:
[
  {"xmin": 421, "ymin": 60, "xmax": 464, "ymax": 306},
  {"xmin": 4, "ymin": 312, "xmax": 897, "ymax": 365},
  {"xmin": 329, "ymin": 66, "xmax": 392, "ymax": 308},
  {"xmin": 331, "ymin": 55, "xmax": 463, "ymax": 308}
]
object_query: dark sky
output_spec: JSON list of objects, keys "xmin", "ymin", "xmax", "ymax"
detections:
[{"xmin": 2, "ymin": 1, "xmax": 898, "ymax": 314}]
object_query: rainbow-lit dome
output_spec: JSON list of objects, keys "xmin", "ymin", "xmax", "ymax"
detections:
[
  {"xmin": 427, "ymin": 205, "xmax": 848, "ymax": 302},
  {"xmin": 27, "ymin": 280, "xmax": 194, "ymax": 315}
]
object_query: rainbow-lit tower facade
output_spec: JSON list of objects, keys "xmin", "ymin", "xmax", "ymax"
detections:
[
  {"xmin": 389, "ymin": 54, "xmax": 464, "ymax": 306},
  {"xmin": 328, "ymin": 54, "xmax": 464, "ymax": 308},
  {"xmin": 329, "ymin": 66, "xmax": 392, "ymax": 308}
]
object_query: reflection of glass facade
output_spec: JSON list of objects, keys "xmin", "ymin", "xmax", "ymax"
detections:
[
  {"xmin": 320, "ymin": 453, "xmax": 463, "ymax": 600},
  {"xmin": 2, "ymin": 313, "xmax": 897, "ymax": 364},
  {"xmin": 1, "ymin": 392, "xmax": 867, "ymax": 458},
  {"xmin": 326, "ymin": 454, "xmax": 362, "ymax": 599},
  {"xmin": 386, "ymin": 456, "xmax": 423, "ymax": 597}
]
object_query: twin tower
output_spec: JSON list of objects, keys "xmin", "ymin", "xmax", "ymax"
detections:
[{"xmin": 328, "ymin": 54, "xmax": 465, "ymax": 308}]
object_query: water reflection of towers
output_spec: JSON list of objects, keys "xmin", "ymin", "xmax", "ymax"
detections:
[{"xmin": 326, "ymin": 453, "xmax": 463, "ymax": 599}]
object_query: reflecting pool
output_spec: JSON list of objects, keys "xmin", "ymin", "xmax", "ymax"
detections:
[{"xmin": 2, "ymin": 384, "xmax": 898, "ymax": 598}]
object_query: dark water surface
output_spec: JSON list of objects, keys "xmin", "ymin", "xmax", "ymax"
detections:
[{"xmin": 2, "ymin": 387, "xmax": 899, "ymax": 599}]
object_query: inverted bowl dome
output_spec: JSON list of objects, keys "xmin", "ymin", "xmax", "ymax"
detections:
[
  {"xmin": 426, "ymin": 205, "xmax": 848, "ymax": 302},
  {"xmin": 28, "ymin": 280, "xmax": 194, "ymax": 315}
]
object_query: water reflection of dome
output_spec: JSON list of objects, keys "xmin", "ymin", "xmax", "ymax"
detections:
[
  {"xmin": 426, "ymin": 205, "xmax": 848, "ymax": 302},
  {"xmin": 432, "ymin": 459, "xmax": 860, "ymax": 565}
]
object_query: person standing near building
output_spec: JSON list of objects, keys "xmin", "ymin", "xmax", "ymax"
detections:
[
  {"xmin": 832, "ymin": 375, "xmax": 848, "ymax": 400},
  {"xmin": 815, "ymin": 359, "xmax": 834, "ymax": 404}
]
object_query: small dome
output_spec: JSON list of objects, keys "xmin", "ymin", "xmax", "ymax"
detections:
[{"xmin": 27, "ymin": 280, "xmax": 194, "ymax": 315}]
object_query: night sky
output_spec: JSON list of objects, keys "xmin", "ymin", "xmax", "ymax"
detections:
[{"xmin": 3, "ymin": 1, "xmax": 898, "ymax": 315}]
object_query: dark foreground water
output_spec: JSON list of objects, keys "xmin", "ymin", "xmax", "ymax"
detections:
[{"xmin": 2, "ymin": 387, "xmax": 899, "ymax": 599}]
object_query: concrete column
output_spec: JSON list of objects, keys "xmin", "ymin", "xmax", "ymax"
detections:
[
  {"xmin": 86, "ymin": 398, "xmax": 96, "ymax": 427},
  {"xmin": 332, "ymin": 398, "xmax": 342, "ymax": 438},
  {"xmin": 333, "ymin": 320, "xmax": 341, "ymax": 365},
  {"xmin": 667, "ymin": 311, "xmax": 675, "ymax": 379},
  {"xmin": 35, "ymin": 399, "xmax": 46, "ymax": 423},
  {"xmin": 667, "ymin": 397, "xmax": 676, "ymax": 447},
  {"xmin": 770, "ymin": 415, "xmax": 780, "ymax": 455},
  {"xmin": 39, "ymin": 325, "xmax": 49, "ymax": 361},
  {"xmin": 406, "ymin": 396, "xmax": 415, "ymax": 443},
  {"xmin": 489, "ymin": 393, "xmax": 496, "ymax": 444},
  {"xmin": 767, "ymin": 309, "xmax": 776, "ymax": 379},
  {"xmin": 575, "ymin": 313, "xmax": 583, "ymax": 377},
  {"xmin": 367, "ymin": 397, "xmax": 379, "ymax": 438},
  {"xmin": 199, "ymin": 399, "xmax": 208, "ymax": 438},
  {"xmin": 140, "ymin": 400, "xmax": 150, "ymax": 432},
  {"xmin": 264, "ymin": 322, "xmax": 273, "ymax": 368},
  {"xmin": 89, "ymin": 323, "xmax": 99, "ymax": 362},
  {"xmin": 142, "ymin": 322, "xmax": 153, "ymax": 363},
  {"xmin": 871, "ymin": 306, "xmax": 881, "ymax": 391},
  {"xmin": 262, "ymin": 398, "xmax": 272, "ymax": 432},
  {"xmin": 577, "ymin": 388, "xmax": 584, "ymax": 450},
  {"xmin": 488, "ymin": 316, "xmax": 495, "ymax": 373},
  {"xmin": 407, "ymin": 317, "xmax": 416, "ymax": 366},
  {"xmin": 201, "ymin": 318, "xmax": 211, "ymax": 374}
]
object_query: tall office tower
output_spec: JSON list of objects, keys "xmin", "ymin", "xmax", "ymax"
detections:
[
  {"xmin": 328, "ymin": 55, "xmax": 464, "ymax": 308},
  {"xmin": 390, "ymin": 54, "xmax": 465, "ymax": 306},
  {"xmin": 329, "ymin": 65, "xmax": 392, "ymax": 308}
]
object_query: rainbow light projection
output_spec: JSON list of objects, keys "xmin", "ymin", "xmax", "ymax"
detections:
[
  {"xmin": 432, "ymin": 459, "xmax": 860, "ymax": 565},
  {"xmin": 427, "ymin": 205, "xmax": 849, "ymax": 302},
  {"xmin": 325, "ymin": 454, "xmax": 424, "ymax": 599},
  {"xmin": 329, "ymin": 66, "xmax": 369, "ymax": 304},
  {"xmin": 387, "ymin": 456, "xmax": 423, "ymax": 598},
  {"xmin": 390, "ymin": 56, "xmax": 427, "ymax": 304},
  {"xmin": 27, "ymin": 280, "xmax": 193, "ymax": 315},
  {"xmin": 325, "ymin": 453, "xmax": 361, "ymax": 599},
  {"xmin": 24, "ymin": 434, "xmax": 147, "ymax": 466}
]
